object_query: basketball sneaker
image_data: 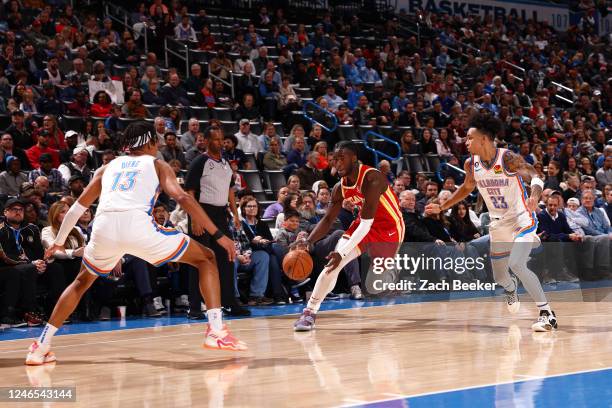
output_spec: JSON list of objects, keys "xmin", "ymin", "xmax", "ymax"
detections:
[
  {"xmin": 294, "ymin": 308, "xmax": 316, "ymax": 332},
  {"xmin": 203, "ymin": 324, "xmax": 248, "ymax": 351},
  {"xmin": 350, "ymin": 285, "xmax": 364, "ymax": 300},
  {"xmin": 25, "ymin": 340, "xmax": 56, "ymax": 366},
  {"xmin": 532, "ymin": 310, "xmax": 558, "ymax": 332},
  {"xmin": 505, "ymin": 276, "xmax": 520, "ymax": 314}
]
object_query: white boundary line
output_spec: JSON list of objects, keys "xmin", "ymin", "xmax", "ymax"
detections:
[{"xmin": 339, "ymin": 365, "xmax": 612, "ymax": 407}]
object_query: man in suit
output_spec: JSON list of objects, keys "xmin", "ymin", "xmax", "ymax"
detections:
[{"xmin": 536, "ymin": 194, "xmax": 581, "ymax": 282}]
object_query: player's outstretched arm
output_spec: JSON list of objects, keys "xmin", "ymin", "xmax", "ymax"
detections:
[
  {"xmin": 503, "ymin": 150, "xmax": 542, "ymax": 211},
  {"xmin": 425, "ymin": 158, "xmax": 477, "ymax": 215},
  {"xmin": 155, "ymin": 160, "xmax": 235, "ymax": 261},
  {"xmin": 45, "ymin": 167, "xmax": 106, "ymax": 260},
  {"xmin": 305, "ymin": 182, "xmax": 344, "ymax": 247}
]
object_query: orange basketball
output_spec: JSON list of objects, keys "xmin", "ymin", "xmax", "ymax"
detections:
[{"xmin": 282, "ymin": 249, "xmax": 313, "ymax": 281}]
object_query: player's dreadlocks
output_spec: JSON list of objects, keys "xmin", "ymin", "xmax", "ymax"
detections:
[
  {"xmin": 119, "ymin": 121, "xmax": 156, "ymax": 150},
  {"xmin": 469, "ymin": 112, "xmax": 504, "ymax": 140}
]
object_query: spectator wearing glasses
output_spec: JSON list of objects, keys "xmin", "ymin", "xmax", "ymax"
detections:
[
  {"xmin": 577, "ymin": 189, "xmax": 611, "ymax": 280},
  {"xmin": 235, "ymin": 198, "xmax": 285, "ymax": 305},
  {"xmin": 235, "ymin": 119, "xmax": 263, "ymax": 155},
  {"xmin": 0, "ymin": 198, "xmax": 46, "ymax": 327},
  {"xmin": 142, "ymin": 79, "xmax": 165, "ymax": 105},
  {"xmin": 0, "ymin": 133, "xmax": 31, "ymax": 171}
]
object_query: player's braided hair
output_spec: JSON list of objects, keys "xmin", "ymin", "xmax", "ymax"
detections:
[
  {"xmin": 469, "ymin": 112, "xmax": 503, "ymax": 140},
  {"xmin": 119, "ymin": 121, "xmax": 156, "ymax": 150}
]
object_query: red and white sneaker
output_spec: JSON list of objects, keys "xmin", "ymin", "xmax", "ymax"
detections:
[
  {"xmin": 25, "ymin": 340, "xmax": 56, "ymax": 366},
  {"xmin": 203, "ymin": 324, "xmax": 248, "ymax": 351}
]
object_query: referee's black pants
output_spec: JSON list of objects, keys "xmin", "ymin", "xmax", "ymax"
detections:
[{"xmin": 188, "ymin": 204, "xmax": 237, "ymax": 310}]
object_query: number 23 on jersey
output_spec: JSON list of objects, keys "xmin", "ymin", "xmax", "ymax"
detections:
[{"xmin": 110, "ymin": 171, "xmax": 140, "ymax": 192}]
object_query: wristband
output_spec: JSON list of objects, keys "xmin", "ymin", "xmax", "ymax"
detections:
[{"xmin": 212, "ymin": 230, "xmax": 224, "ymax": 240}]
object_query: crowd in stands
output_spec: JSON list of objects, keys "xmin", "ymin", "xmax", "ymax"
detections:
[{"xmin": 0, "ymin": 0, "xmax": 610, "ymax": 327}]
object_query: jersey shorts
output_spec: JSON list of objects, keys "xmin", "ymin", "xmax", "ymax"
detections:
[
  {"xmin": 82, "ymin": 210, "xmax": 190, "ymax": 277},
  {"xmin": 342, "ymin": 218, "xmax": 404, "ymax": 260},
  {"xmin": 489, "ymin": 211, "xmax": 539, "ymax": 260}
]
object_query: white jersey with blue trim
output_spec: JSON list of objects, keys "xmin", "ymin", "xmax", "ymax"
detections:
[
  {"xmin": 471, "ymin": 148, "xmax": 530, "ymax": 220},
  {"xmin": 97, "ymin": 154, "xmax": 160, "ymax": 215}
]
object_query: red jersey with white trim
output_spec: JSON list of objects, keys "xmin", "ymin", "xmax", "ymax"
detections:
[
  {"xmin": 340, "ymin": 163, "xmax": 405, "ymax": 252},
  {"xmin": 471, "ymin": 148, "xmax": 531, "ymax": 220}
]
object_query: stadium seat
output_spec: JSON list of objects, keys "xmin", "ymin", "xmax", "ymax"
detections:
[
  {"xmin": 357, "ymin": 125, "xmax": 374, "ymax": 139},
  {"xmin": 239, "ymin": 169, "xmax": 264, "ymax": 190},
  {"xmin": 213, "ymin": 107, "xmax": 233, "ymax": 121},
  {"xmin": 337, "ymin": 125, "xmax": 356, "ymax": 141},
  {"xmin": 144, "ymin": 105, "xmax": 161, "ymax": 117},
  {"xmin": 264, "ymin": 170, "xmax": 286, "ymax": 192},
  {"xmin": 191, "ymin": 106, "xmax": 211, "ymax": 121},
  {"xmin": 190, "ymin": 49, "xmax": 209, "ymax": 63},
  {"xmin": 376, "ymin": 126, "xmax": 396, "ymax": 140},
  {"xmin": 0, "ymin": 114, "xmax": 11, "ymax": 130},
  {"xmin": 425, "ymin": 154, "xmax": 441, "ymax": 173},
  {"xmin": 272, "ymin": 122, "xmax": 284, "ymax": 137},
  {"xmin": 59, "ymin": 115, "xmax": 86, "ymax": 133},
  {"xmin": 405, "ymin": 154, "xmax": 425, "ymax": 173},
  {"xmin": 243, "ymin": 153, "xmax": 258, "ymax": 170},
  {"xmin": 118, "ymin": 117, "xmax": 140, "ymax": 130},
  {"xmin": 220, "ymin": 121, "xmax": 239, "ymax": 136},
  {"xmin": 249, "ymin": 121, "xmax": 262, "ymax": 135},
  {"xmin": 261, "ymin": 218, "xmax": 276, "ymax": 230}
]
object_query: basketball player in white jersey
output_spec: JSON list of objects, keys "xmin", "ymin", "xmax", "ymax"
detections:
[
  {"xmin": 26, "ymin": 122, "xmax": 247, "ymax": 365},
  {"xmin": 426, "ymin": 113, "xmax": 557, "ymax": 332}
]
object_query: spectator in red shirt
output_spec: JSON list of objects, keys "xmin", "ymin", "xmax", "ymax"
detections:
[
  {"xmin": 198, "ymin": 25, "xmax": 216, "ymax": 51},
  {"xmin": 200, "ymin": 78, "xmax": 216, "ymax": 108},
  {"xmin": 31, "ymin": 115, "xmax": 66, "ymax": 151},
  {"xmin": 66, "ymin": 91, "xmax": 90, "ymax": 117},
  {"xmin": 26, "ymin": 131, "xmax": 61, "ymax": 169},
  {"xmin": 90, "ymin": 90, "xmax": 113, "ymax": 117}
]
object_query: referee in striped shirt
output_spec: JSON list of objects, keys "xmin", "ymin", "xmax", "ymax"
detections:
[{"xmin": 185, "ymin": 126, "xmax": 250, "ymax": 317}]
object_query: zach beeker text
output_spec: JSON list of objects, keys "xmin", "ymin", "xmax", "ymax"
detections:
[{"xmin": 372, "ymin": 279, "xmax": 497, "ymax": 292}]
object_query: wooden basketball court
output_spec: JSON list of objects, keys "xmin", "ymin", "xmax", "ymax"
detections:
[{"xmin": 1, "ymin": 286, "xmax": 612, "ymax": 407}]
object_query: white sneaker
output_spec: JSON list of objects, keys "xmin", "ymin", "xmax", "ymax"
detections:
[
  {"xmin": 532, "ymin": 310, "xmax": 558, "ymax": 332},
  {"xmin": 350, "ymin": 285, "xmax": 364, "ymax": 300},
  {"xmin": 201, "ymin": 302, "xmax": 207, "ymax": 312},
  {"xmin": 25, "ymin": 341, "xmax": 56, "ymax": 366},
  {"xmin": 153, "ymin": 297, "xmax": 166, "ymax": 313}
]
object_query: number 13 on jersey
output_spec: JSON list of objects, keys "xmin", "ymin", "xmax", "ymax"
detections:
[{"xmin": 110, "ymin": 171, "xmax": 139, "ymax": 192}]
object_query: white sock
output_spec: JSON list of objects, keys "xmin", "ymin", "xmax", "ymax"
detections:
[
  {"xmin": 38, "ymin": 324, "xmax": 58, "ymax": 347},
  {"xmin": 537, "ymin": 302, "xmax": 552, "ymax": 313},
  {"xmin": 206, "ymin": 308, "xmax": 223, "ymax": 332}
]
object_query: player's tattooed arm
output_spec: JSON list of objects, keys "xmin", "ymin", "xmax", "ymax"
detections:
[
  {"xmin": 503, "ymin": 150, "xmax": 542, "ymax": 210},
  {"xmin": 425, "ymin": 158, "xmax": 475, "ymax": 215},
  {"xmin": 305, "ymin": 182, "xmax": 344, "ymax": 247}
]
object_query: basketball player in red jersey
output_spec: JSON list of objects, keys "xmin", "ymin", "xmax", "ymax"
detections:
[{"xmin": 294, "ymin": 141, "xmax": 404, "ymax": 331}]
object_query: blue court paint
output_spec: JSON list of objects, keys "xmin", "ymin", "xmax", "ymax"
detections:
[
  {"xmin": 351, "ymin": 367, "xmax": 612, "ymax": 408},
  {"xmin": 1, "ymin": 280, "xmax": 610, "ymax": 341}
]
